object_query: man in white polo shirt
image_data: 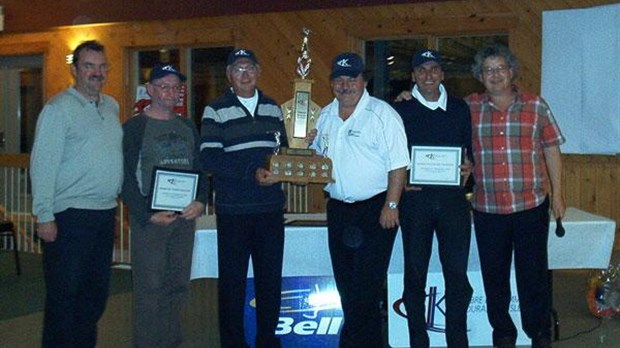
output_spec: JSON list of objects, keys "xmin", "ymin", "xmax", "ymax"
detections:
[{"xmin": 310, "ymin": 52, "xmax": 410, "ymax": 348}]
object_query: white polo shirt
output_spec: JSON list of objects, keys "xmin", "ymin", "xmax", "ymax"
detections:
[{"xmin": 311, "ymin": 90, "xmax": 410, "ymax": 202}]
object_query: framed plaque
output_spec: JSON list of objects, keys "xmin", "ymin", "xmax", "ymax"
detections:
[
  {"xmin": 267, "ymin": 148, "xmax": 332, "ymax": 184},
  {"xmin": 409, "ymin": 146, "xmax": 462, "ymax": 186},
  {"xmin": 150, "ymin": 167, "xmax": 200, "ymax": 212}
]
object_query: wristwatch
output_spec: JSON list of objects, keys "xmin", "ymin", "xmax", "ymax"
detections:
[{"xmin": 387, "ymin": 201, "xmax": 398, "ymax": 210}]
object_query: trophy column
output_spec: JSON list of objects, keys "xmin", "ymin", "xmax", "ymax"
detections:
[
  {"xmin": 267, "ymin": 28, "xmax": 332, "ymax": 213},
  {"xmin": 267, "ymin": 28, "xmax": 332, "ymax": 185}
]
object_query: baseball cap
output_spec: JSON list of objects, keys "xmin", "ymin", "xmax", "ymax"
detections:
[
  {"xmin": 330, "ymin": 52, "xmax": 364, "ymax": 79},
  {"xmin": 227, "ymin": 48, "xmax": 259, "ymax": 66},
  {"xmin": 148, "ymin": 64, "xmax": 186, "ymax": 82},
  {"xmin": 412, "ymin": 49, "xmax": 443, "ymax": 68}
]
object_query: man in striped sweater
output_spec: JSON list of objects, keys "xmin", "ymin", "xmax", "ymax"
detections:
[{"xmin": 200, "ymin": 48, "xmax": 288, "ymax": 348}]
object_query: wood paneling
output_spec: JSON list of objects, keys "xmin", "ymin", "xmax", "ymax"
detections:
[
  {"xmin": 563, "ymin": 155, "xmax": 619, "ymax": 228},
  {"xmin": 0, "ymin": 154, "xmax": 29, "ymax": 168}
]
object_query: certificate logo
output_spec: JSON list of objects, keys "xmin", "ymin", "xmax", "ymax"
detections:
[{"xmin": 425, "ymin": 153, "xmax": 446, "ymax": 161}]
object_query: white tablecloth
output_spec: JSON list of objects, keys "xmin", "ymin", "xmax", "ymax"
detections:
[{"xmin": 190, "ymin": 207, "xmax": 616, "ymax": 280}]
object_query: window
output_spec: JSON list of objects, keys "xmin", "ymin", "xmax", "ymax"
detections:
[
  {"xmin": 0, "ymin": 55, "xmax": 43, "ymax": 154},
  {"xmin": 130, "ymin": 46, "xmax": 232, "ymax": 128},
  {"xmin": 190, "ymin": 47, "xmax": 230, "ymax": 127}
]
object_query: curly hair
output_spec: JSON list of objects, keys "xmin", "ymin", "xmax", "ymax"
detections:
[{"xmin": 471, "ymin": 44, "xmax": 519, "ymax": 81}]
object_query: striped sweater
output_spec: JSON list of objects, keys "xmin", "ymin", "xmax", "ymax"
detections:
[{"xmin": 199, "ymin": 88, "xmax": 288, "ymax": 215}]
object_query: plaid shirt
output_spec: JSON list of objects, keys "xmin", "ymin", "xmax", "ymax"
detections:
[{"xmin": 465, "ymin": 88, "xmax": 565, "ymax": 214}]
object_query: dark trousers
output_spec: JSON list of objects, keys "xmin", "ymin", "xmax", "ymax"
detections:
[
  {"xmin": 327, "ymin": 193, "xmax": 397, "ymax": 348},
  {"xmin": 400, "ymin": 189, "xmax": 472, "ymax": 348},
  {"xmin": 216, "ymin": 211, "xmax": 284, "ymax": 348},
  {"xmin": 42, "ymin": 208, "xmax": 116, "ymax": 348},
  {"xmin": 473, "ymin": 198, "xmax": 551, "ymax": 346},
  {"xmin": 130, "ymin": 216, "xmax": 195, "ymax": 348}
]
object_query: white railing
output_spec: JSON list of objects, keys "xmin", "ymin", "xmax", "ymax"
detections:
[
  {"xmin": 0, "ymin": 154, "xmax": 132, "ymax": 265},
  {"xmin": 0, "ymin": 154, "xmax": 39, "ymax": 254}
]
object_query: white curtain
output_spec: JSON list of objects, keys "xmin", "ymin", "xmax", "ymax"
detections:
[{"xmin": 542, "ymin": 3, "xmax": 620, "ymax": 154}]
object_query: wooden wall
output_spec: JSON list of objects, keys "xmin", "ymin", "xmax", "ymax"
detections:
[{"xmin": 0, "ymin": 0, "xmax": 617, "ymax": 236}]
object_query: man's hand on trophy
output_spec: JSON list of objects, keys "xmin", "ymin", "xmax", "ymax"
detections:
[
  {"xmin": 305, "ymin": 128, "xmax": 317, "ymax": 145},
  {"xmin": 255, "ymin": 167, "xmax": 279, "ymax": 186}
]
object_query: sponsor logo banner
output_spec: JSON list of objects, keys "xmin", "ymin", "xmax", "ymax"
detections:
[
  {"xmin": 388, "ymin": 271, "xmax": 529, "ymax": 347},
  {"xmin": 244, "ymin": 276, "xmax": 343, "ymax": 347}
]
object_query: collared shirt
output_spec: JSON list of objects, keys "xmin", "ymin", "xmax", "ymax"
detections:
[
  {"xmin": 411, "ymin": 83, "xmax": 448, "ymax": 111},
  {"xmin": 465, "ymin": 88, "xmax": 565, "ymax": 214},
  {"xmin": 310, "ymin": 89, "xmax": 410, "ymax": 202},
  {"xmin": 31, "ymin": 87, "xmax": 122, "ymax": 222}
]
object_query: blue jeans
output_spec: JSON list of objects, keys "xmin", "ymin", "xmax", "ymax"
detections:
[{"xmin": 42, "ymin": 208, "xmax": 116, "ymax": 348}]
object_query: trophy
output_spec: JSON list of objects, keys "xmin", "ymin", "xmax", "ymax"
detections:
[{"xmin": 268, "ymin": 28, "xmax": 332, "ymax": 183}]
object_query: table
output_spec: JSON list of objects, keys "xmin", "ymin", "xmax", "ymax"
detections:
[
  {"xmin": 190, "ymin": 208, "xmax": 616, "ymax": 347},
  {"xmin": 191, "ymin": 214, "xmax": 332, "ymax": 279}
]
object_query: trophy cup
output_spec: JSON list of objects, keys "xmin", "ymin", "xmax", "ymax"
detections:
[{"xmin": 268, "ymin": 28, "xmax": 332, "ymax": 183}]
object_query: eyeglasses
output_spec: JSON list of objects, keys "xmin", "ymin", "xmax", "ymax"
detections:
[
  {"xmin": 482, "ymin": 65, "xmax": 510, "ymax": 75},
  {"xmin": 152, "ymin": 84, "xmax": 182, "ymax": 93},
  {"xmin": 230, "ymin": 65, "xmax": 258, "ymax": 75}
]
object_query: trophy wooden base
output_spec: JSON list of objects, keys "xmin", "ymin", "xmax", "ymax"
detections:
[{"xmin": 267, "ymin": 148, "xmax": 332, "ymax": 183}]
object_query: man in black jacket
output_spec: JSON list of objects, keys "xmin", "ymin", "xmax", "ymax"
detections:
[{"xmin": 393, "ymin": 49, "xmax": 474, "ymax": 348}]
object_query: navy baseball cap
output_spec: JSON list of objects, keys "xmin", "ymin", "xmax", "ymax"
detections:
[
  {"xmin": 330, "ymin": 52, "xmax": 364, "ymax": 79},
  {"xmin": 148, "ymin": 64, "xmax": 186, "ymax": 82},
  {"xmin": 227, "ymin": 48, "xmax": 259, "ymax": 66},
  {"xmin": 412, "ymin": 49, "xmax": 443, "ymax": 68}
]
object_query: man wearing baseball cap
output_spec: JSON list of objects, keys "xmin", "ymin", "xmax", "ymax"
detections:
[
  {"xmin": 393, "ymin": 48, "xmax": 474, "ymax": 348},
  {"xmin": 122, "ymin": 63, "xmax": 207, "ymax": 347},
  {"xmin": 309, "ymin": 52, "xmax": 410, "ymax": 348},
  {"xmin": 200, "ymin": 48, "xmax": 288, "ymax": 348}
]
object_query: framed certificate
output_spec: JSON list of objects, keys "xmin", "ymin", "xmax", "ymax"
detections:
[
  {"xmin": 150, "ymin": 167, "xmax": 200, "ymax": 212},
  {"xmin": 409, "ymin": 146, "xmax": 462, "ymax": 186}
]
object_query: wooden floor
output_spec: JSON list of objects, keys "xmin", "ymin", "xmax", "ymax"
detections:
[{"xmin": 1, "ymin": 273, "xmax": 620, "ymax": 347}]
